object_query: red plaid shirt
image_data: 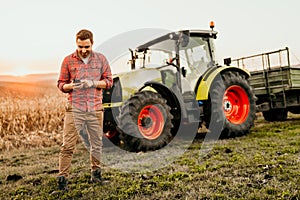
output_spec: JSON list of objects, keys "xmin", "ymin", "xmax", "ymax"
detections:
[{"xmin": 57, "ymin": 50, "xmax": 113, "ymax": 112}]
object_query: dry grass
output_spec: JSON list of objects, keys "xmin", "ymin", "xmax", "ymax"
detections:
[{"xmin": 0, "ymin": 81, "xmax": 66, "ymax": 151}]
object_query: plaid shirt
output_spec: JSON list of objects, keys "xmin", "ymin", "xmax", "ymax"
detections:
[{"xmin": 57, "ymin": 50, "xmax": 113, "ymax": 112}]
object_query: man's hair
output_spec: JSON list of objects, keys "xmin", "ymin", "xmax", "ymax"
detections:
[{"xmin": 76, "ymin": 29, "xmax": 93, "ymax": 44}]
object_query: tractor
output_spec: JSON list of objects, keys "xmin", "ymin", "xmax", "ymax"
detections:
[{"xmin": 102, "ymin": 22, "xmax": 256, "ymax": 152}]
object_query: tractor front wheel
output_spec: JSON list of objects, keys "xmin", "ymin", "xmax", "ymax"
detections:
[{"xmin": 117, "ymin": 91, "xmax": 173, "ymax": 152}]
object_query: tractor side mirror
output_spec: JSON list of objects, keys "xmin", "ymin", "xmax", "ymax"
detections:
[
  {"xmin": 224, "ymin": 57, "xmax": 231, "ymax": 66},
  {"xmin": 181, "ymin": 67, "xmax": 187, "ymax": 77}
]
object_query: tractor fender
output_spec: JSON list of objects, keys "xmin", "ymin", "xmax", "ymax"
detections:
[
  {"xmin": 140, "ymin": 81, "xmax": 186, "ymax": 120},
  {"xmin": 196, "ymin": 66, "xmax": 251, "ymax": 101}
]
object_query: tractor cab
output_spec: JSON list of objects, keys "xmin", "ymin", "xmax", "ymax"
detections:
[
  {"xmin": 127, "ymin": 29, "xmax": 218, "ymax": 93},
  {"xmin": 103, "ymin": 23, "xmax": 256, "ymax": 152}
]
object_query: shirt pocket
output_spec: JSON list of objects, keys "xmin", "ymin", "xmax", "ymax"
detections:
[
  {"xmin": 90, "ymin": 65, "xmax": 102, "ymax": 80},
  {"xmin": 70, "ymin": 66, "xmax": 84, "ymax": 80}
]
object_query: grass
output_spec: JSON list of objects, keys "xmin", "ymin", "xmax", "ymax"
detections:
[
  {"xmin": 0, "ymin": 81, "xmax": 299, "ymax": 199},
  {"xmin": 0, "ymin": 115, "xmax": 299, "ymax": 199}
]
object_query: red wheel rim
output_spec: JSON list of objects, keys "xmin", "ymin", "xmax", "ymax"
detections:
[
  {"xmin": 138, "ymin": 105, "xmax": 164, "ymax": 140},
  {"xmin": 223, "ymin": 85, "xmax": 249, "ymax": 124}
]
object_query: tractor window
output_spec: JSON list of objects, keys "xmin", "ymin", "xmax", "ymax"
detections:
[
  {"xmin": 187, "ymin": 46, "xmax": 209, "ymax": 64},
  {"xmin": 184, "ymin": 39, "xmax": 211, "ymax": 68},
  {"xmin": 134, "ymin": 39, "xmax": 176, "ymax": 69},
  {"xmin": 143, "ymin": 49, "xmax": 173, "ymax": 68},
  {"xmin": 180, "ymin": 37, "xmax": 211, "ymax": 74},
  {"xmin": 179, "ymin": 37, "xmax": 212, "ymax": 92}
]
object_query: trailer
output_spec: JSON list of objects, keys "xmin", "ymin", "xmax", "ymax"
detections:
[{"xmin": 228, "ymin": 47, "xmax": 300, "ymax": 121}]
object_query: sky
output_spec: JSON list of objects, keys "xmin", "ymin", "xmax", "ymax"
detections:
[{"xmin": 0, "ymin": 0, "xmax": 300, "ymax": 75}]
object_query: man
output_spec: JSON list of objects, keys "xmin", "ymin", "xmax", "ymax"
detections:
[{"xmin": 56, "ymin": 29, "xmax": 113, "ymax": 191}]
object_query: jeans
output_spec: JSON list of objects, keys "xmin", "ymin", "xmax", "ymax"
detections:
[{"xmin": 58, "ymin": 106, "xmax": 103, "ymax": 178}]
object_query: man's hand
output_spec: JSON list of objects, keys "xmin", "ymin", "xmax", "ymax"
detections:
[
  {"xmin": 79, "ymin": 80, "xmax": 106, "ymax": 89},
  {"xmin": 73, "ymin": 81, "xmax": 83, "ymax": 90},
  {"xmin": 63, "ymin": 81, "xmax": 83, "ymax": 91},
  {"xmin": 81, "ymin": 80, "xmax": 95, "ymax": 88}
]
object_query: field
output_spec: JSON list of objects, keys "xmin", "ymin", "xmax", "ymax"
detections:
[
  {"xmin": 0, "ymin": 80, "xmax": 299, "ymax": 199},
  {"xmin": 0, "ymin": 80, "xmax": 66, "ymax": 151}
]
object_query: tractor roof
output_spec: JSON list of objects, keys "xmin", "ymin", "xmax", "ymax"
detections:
[{"xmin": 136, "ymin": 29, "xmax": 217, "ymax": 52}]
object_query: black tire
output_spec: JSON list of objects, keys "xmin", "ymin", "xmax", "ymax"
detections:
[
  {"xmin": 207, "ymin": 71, "xmax": 256, "ymax": 138},
  {"xmin": 263, "ymin": 109, "xmax": 288, "ymax": 121},
  {"xmin": 116, "ymin": 91, "xmax": 173, "ymax": 152}
]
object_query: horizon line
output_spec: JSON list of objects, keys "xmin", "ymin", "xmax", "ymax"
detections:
[{"xmin": 0, "ymin": 72, "xmax": 58, "ymax": 77}]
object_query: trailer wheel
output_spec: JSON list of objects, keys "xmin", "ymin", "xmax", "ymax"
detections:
[
  {"xmin": 117, "ymin": 91, "xmax": 173, "ymax": 152},
  {"xmin": 208, "ymin": 71, "xmax": 256, "ymax": 138},
  {"xmin": 262, "ymin": 109, "xmax": 287, "ymax": 121}
]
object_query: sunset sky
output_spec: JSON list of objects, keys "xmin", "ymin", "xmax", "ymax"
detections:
[{"xmin": 1, "ymin": 0, "xmax": 300, "ymax": 75}]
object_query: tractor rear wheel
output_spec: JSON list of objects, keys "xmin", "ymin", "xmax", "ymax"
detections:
[
  {"xmin": 208, "ymin": 71, "xmax": 256, "ymax": 138},
  {"xmin": 117, "ymin": 91, "xmax": 173, "ymax": 152}
]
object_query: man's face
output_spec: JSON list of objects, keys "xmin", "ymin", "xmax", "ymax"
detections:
[{"xmin": 76, "ymin": 39, "xmax": 93, "ymax": 58}]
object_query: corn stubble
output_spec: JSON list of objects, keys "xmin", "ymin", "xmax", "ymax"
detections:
[{"xmin": 0, "ymin": 82, "xmax": 66, "ymax": 151}]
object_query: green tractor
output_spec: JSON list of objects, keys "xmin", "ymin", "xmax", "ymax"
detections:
[{"xmin": 102, "ymin": 23, "xmax": 256, "ymax": 152}]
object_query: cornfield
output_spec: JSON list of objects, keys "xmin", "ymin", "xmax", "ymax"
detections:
[{"xmin": 0, "ymin": 81, "xmax": 66, "ymax": 151}]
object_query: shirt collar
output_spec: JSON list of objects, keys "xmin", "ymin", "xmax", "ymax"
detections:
[{"xmin": 72, "ymin": 50, "xmax": 95, "ymax": 59}]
